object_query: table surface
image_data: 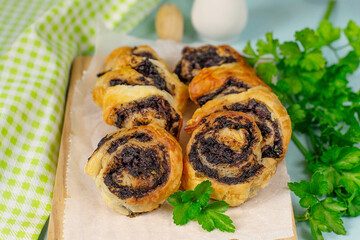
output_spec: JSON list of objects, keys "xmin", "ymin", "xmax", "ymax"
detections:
[{"xmin": 42, "ymin": 0, "xmax": 360, "ymax": 239}]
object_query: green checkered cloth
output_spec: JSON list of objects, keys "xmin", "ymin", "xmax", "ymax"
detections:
[{"xmin": 0, "ymin": 0, "xmax": 160, "ymax": 239}]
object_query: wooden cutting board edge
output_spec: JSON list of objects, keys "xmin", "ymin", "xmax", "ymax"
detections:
[
  {"xmin": 47, "ymin": 56, "xmax": 92, "ymax": 240},
  {"xmin": 47, "ymin": 56, "xmax": 298, "ymax": 240}
]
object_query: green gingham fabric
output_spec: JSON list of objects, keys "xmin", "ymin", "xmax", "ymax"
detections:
[
  {"xmin": 0, "ymin": 0, "xmax": 161, "ymax": 239},
  {"xmin": 0, "ymin": 0, "xmax": 61, "ymax": 56}
]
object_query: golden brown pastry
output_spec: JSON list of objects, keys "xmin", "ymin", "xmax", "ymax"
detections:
[
  {"xmin": 185, "ymin": 86, "xmax": 292, "ymax": 163},
  {"xmin": 98, "ymin": 45, "xmax": 165, "ymax": 76},
  {"xmin": 182, "ymin": 111, "xmax": 277, "ymax": 206},
  {"xmin": 189, "ymin": 62, "xmax": 272, "ymax": 106},
  {"xmin": 93, "ymin": 55, "xmax": 188, "ymax": 112},
  {"xmin": 173, "ymin": 45, "xmax": 248, "ymax": 84},
  {"xmin": 85, "ymin": 124, "xmax": 183, "ymax": 215},
  {"xmin": 102, "ymin": 85, "xmax": 183, "ymax": 138}
]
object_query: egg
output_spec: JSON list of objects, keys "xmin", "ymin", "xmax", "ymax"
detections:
[{"xmin": 191, "ymin": 0, "xmax": 248, "ymax": 42}]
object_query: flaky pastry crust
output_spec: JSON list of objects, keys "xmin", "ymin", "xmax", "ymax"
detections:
[
  {"xmin": 102, "ymin": 45, "xmax": 166, "ymax": 73},
  {"xmin": 173, "ymin": 45, "xmax": 248, "ymax": 84},
  {"xmin": 102, "ymin": 85, "xmax": 183, "ymax": 138},
  {"xmin": 189, "ymin": 62, "xmax": 272, "ymax": 106},
  {"xmin": 185, "ymin": 86, "xmax": 292, "ymax": 163},
  {"xmin": 182, "ymin": 111, "xmax": 278, "ymax": 206},
  {"xmin": 94, "ymin": 55, "xmax": 188, "ymax": 112},
  {"xmin": 85, "ymin": 124, "xmax": 183, "ymax": 215}
]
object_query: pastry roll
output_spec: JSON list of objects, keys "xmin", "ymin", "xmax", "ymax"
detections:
[
  {"xmin": 185, "ymin": 86, "xmax": 292, "ymax": 163},
  {"xmin": 174, "ymin": 45, "xmax": 248, "ymax": 84},
  {"xmin": 182, "ymin": 111, "xmax": 277, "ymax": 206},
  {"xmin": 189, "ymin": 62, "xmax": 272, "ymax": 106},
  {"xmin": 85, "ymin": 124, "xmax": 183, "ymax": 215},
  {"xmin": 98, "ymin": 45, "xmax": 165, "ymax": 76},
  {"xmin": 102, "ymin": 85, "xmax": 183, "ymax": 138},
  {"xmin": 93, "ymin": 55, "xmax": 188, "ymax": 112}
]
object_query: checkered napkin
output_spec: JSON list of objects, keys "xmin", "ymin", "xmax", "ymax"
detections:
[{"xmin": 0, "ymin": 0, "xmax": 160, "ymax": 239}]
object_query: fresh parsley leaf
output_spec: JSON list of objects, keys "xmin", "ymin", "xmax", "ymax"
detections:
[
  {"xmin": 243, "ymin": 41, "xmax": 257, "ymax": 57},
  {"xmin": 287, "ymin": 104, "xmax": 306, "ymax": 124},
  {"xmin": 197, "ymin": 201, "xmax": 235, "ymax": 233},
  {"xmin": 181, "ymin": 190, "xmax": 195, "ymax": 202},
  {"xmin": 169, "ymin": 191, "xmax": 201, "ymax": 225},
  {"xmin": 168, "ymin": 181, "xmax": 235, "ymax": 232},
  {"xmin": 309, "ymin": 218, "xmax": 326, "ymax": 240},
  {"xmin": 338, "ymin": 51, "xmax": 360, "ymax": 73},
  {"xmin": 168, "ymin": 191, "xmax": 183, "ymax": 206},
  {"xmin": 255, "ymin": 62, "xmax": 278, "ymax": 85},
  {"xmin": 172, "ymin": 201, "xmax": 201, "ymax": 225},
  {"xmin": 347, "ymin": 195, "xmax": 360, "ymax": 217},
  {"xmin": 181, "ymin": 180, "xmax": 213, "ymax": 206},
  {"xmin": 343, "ymin": 124, "xmax": 360, "ymax": 144},
  {"xmin": 288, "ymin": 172, "xmax": 328, "ymax": 207},
  {"xmin": 205, "ymin": 201, "xmax": 230, "ymax": 212},
  {"xmin": 283, "ymin": 77, "xmax": 303, "ymax": 95},
  {"xmin": 256, "ymin": 32, "xmax": 279, "ymax": 58},
  {"xmin": 318, "ymin": 166, "xmax": 340, "ymax": 194},
  {"xmin": 317, "ymin": 20, "xmax": 341, "ymax": 44},
  {"xmin": 311, "ymin": 200, "xmax": 346, "ymax": 236},
  {"xmin": 243, "ymin": 41, "xmax": 259, "ymax": 66},
  {"xmin": 307, "ymin": 199, "xmax": 346, "ymax": 240},
  {"xmin": 193, "ymin": 180, "xmax": 213, "ymax": 205},
  {"xmin": 336, "ymin": 189, "xmax": 360, "ymax": 217},
  {"xmin": 310, "ymin": 172, "xmax": 329, "ymax": 195},
  {"xmin": 295, "ymin": 28, "xmax": 321, "ymax": 51},
  {"xmin": 321, "ymin": 197, "xmax": 347, "ymax": 212},
  {"xmin": 288, "ymin": 180, "xmax": 312, "ymax": 199},
  {"xmin": 321, "ymin": 146, "xmax": 360, "ymax": 170},
  {"xmin": 300, "ymin": 69, "xmax": 325, "ymax": 83},
  {"xmin": 299, "ymin": 195, "xmax": 319, "ymax": 208},
  {"xmin": 311, "ymin": 147, "xmax": 360, "ymax": 194},
  {"xmin": 333, "ymin": 148, "xmax": 360, "ymax": 170},
  {"xmin": 299, "ymin": 50, "xmax": 326, "ymax": 71},
  {"xmin": 245, "ymin": 15, "xmax": 360, "ymax": 239},
  {"xmin": 341, "ymin": 165, "xmax": 360, "ymax": 191},
  {"xmin": 344, "ymin": 20, "xmax": 360, "ymax": 44},
  {"xmin": 280, "ymin": 41, "xmax": 302, "ymax": 66}
]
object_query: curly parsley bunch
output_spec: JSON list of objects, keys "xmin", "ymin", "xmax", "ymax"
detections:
[{"xmin": 244, "ymin": 16, "xmax": 360, "ymax": 240}]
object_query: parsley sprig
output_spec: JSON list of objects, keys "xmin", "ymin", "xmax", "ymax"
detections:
[
  {"xmin": 243, "ymin": 4, "xmax": 360, "ymax": 240},
  {"xmin": 168, "ymin": 180, "xmax": 235, "ymax": 232}
]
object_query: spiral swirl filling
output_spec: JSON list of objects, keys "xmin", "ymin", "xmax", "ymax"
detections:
[
  {"xmin": 224, "ymin": 99, "xmax": 283, "ymax": 158},
  {"xmin": 114, "ymin": 95, "xmax": 181, "ymax": 137},
  {"xmin": 97, "ymin": 47, "xmax": 158, "ymax": 77},
  {"xmin": 188, "ymin": 114, "xmax": 263, "ymax": 184},
  {"xmin": 107, "ymin": 58, "xmax": 174, "ymax": 97},
  {"xmin": 103, "ymin": 132, "xmax": 170, "ymax": 199},
  {"xmin": 134, "ymin": 58, "xmax": 171, "ymax": 93},
  {"xmin": 196, "ymin": 78, "xmax": 250, "ymax": 106},
  {"xmin": 174, "ymin": 46, "xmax": 237, "ymax": 84},
  {"xmin": 131, "ymin": 47, "xmax": 156, "ymax": 60}
]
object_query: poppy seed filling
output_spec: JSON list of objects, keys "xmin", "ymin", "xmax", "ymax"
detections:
[{"xmin": 188, "ymin": 115, "xmax": 263, "ymax": 184}]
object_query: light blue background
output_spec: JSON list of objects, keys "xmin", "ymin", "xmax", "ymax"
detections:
[{"xmin": 41, "ymin": 0, "xmax": 360, "ymax": 239}]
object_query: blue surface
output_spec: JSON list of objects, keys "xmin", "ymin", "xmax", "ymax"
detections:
[
  {"xmin": 130, "ymin": 0, "xmax": 360, "ymax": 240},
  {"xmin": 42, "ymin": 0, "xmax": 360, "ymax": 239}
]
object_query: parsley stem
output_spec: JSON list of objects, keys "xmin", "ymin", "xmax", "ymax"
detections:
[
  {"xmin": 308, "ymin": 130, "xmax": 318, "ymax": 153},
  {"xmin": 335, "ymin": 44, "xmax": 350, "ymax": 50},
  {"xmin": 308, "ymin": 131, "xmax": 323, "ymax": 160},
  {"xmin": 291, "ymin": 134, "xmax": 308, "ymax": 156},
  {"xmin": 322, "ymin": 0, "xmax": 336, "ymax": 21},
  {"xmin": 258, "ymin": 57, "xmax": 275, "ymax": 61},
  {"xmin": 329, "ymin": 45, "xmax": 340, "ymax": 60}
]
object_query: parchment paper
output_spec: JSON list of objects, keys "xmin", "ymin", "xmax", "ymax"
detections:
[{"xmin": 63, "ymin": 26, "xmax": 295, "ymax": 240}]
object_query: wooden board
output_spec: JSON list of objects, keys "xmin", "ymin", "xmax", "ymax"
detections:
[
  {"xmin": 47, "ymin": 56, "xmax": 92, "ymax": 240},
  {"xmin": 47, "ymin": 56, "xmax": 297, "ymax": 240}
]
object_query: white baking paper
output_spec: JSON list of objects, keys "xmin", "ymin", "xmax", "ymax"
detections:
[{"xmin": 63, "ymin": 25, "xmax": 295, "ymax": 240}]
